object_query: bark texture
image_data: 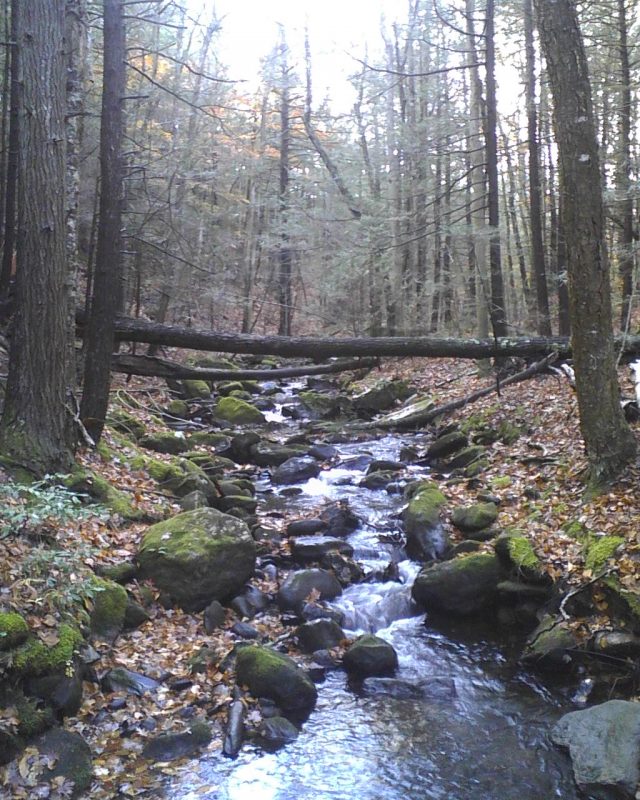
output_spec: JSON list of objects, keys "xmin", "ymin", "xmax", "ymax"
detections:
[{"xmin": 534, "ymin": 0, "xmax": 636, "ymax": 485}]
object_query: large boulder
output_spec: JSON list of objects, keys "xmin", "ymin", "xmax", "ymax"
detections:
[
  {"xmin": 137, "ymin": 508, "xmax": 256, "ymax": 611},
  {"xmin": 343, "ymin": 634, "xmax": 398, "ymax": 677},
  {"xmin": 296, "ymin": 619, "xmax": 344, "ymax": 653},
  {"xmin": 290, "ymin": 535, "xmax": 354, "ymax": 564},
  {"xmin": 277, "ymin": 569, "xmax": 342, "ymax": 612},
  {"xmin": 30, "ymin": 729, "xmax": 92, "ymax": 798},
  {"xmin": 411, "ymin": 554, "xmax": 500, "ymax": 616},
  {"xmin": 235, "ymin": 645, "xmax": 317, "ymax": 716},
  {"xmin": 213, "ymin": 397, "xmax": 265, "ymax": 425},
  {"xmin": 552, "ymin": 700, "xmax": 640, "ymax": 800},
  {"xmin": 403, "ymin": 481, "xmax": 449, "ymax": 560},
  {"xmin": 426, "ymin": 430, "xmax": 468, "ymax": 461}
]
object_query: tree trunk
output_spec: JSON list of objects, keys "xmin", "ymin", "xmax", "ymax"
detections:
[
  {"xmin": 534, "ymin": 0, "xmax": 636, "ymax": 487},
  {"xmin": 277, "ymin": 34, "xmax": 292, "ymax": 336},
  {"xmin": 80, "ymin": 0, "xmax": 125, "ymax": 442},
  {"xmin": 0, "ymin": 0, "xmax": 19, "ymax": 297},
  {"xmin": 0, "ymin": 0, "xmax": 75, "ymax": 475}
]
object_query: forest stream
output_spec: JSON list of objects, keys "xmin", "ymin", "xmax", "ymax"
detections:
[{"xmin": 166, "ymin": 394, "xmax": 579, "ymax": 800}]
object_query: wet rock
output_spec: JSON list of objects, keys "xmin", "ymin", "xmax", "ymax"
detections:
[
  {"xmin": 229, "ymin": 432, "xmax": 262, "ymax": 462},
  {"xmin": 320, "ymin": 501, "xmax": 360, "ymax": 536},
  {"xmin": 101, "ymin": 668, "xmax": 160, "ymax": 696},
  {"xmin": 229, "ymin": 586, "xmax": 271, "ymax": 619},
  {"xmin": 290, "ymin": 535, "xmax": 354, "ymax": 564},
  {"xmin": 412, "ymin": 554, "xmax": 500, "ymax": 616},
  {"xmin": 451, "ymin": 502, "xmax": 498, "ymax": 533},
  {"xmin": 361, "ymin": 676, "xmax": 456, "ymax": 701},
  {"xmin": 343, "ymin": 634, "xmax": 398, "ymax": 677},
  {"xmin": 235, "ymin": 645, "xmax": 317, "ymax": 716},
  {"xmin": 360, "ymin": 470, "xmax": 399, "ymax": 490},
  {"xmin": 521, "ymin": 615, "xmax": 578, "ymax": 671},
  {"xmin": 296, "ymin": 619, "xmax": 344, "ymax": 653},
  {"xmin": 257, "ymin": 716, "xmax": 299, "ymax": 751},
  {"xmin": 278, "ymin": 569, "xmax": 343, "ymax": 613},
  {"xmin": 27, "ymin": 729, "xmax": 92, "ymax": 797},
  {"xmin": 300, "ymin": 603, "xmax": 345, "ymax": 626},
  {"xmin": 203, "ymin": 600, "xmax": 226, "ymax": 633},
  {"xmin": 137, "ymin": 508, "xmax": 256, "ymax": 611},
  {"xmin": 591, "ymin": 630, "xmax": 640, "ymax": 660},
  {"xmin": 232, "ymin": 622, "xmax": 260, "ymax": 640},
  {"xmin": 320, "ymin": 552, "xmax": 364, "ymax": 586},
  {"xmin": 27, "ymin": 672, "xmax": 83, "ymax": 718},
  {"xmin": 223, "ymin": 698, "xmax": 245, "ymax": 757},
  {"xmin": 426, "ymin": 430, "xmax": 468, "ymax": 461},
  {"xmin": 366, "ymin": 459, "xmax": 405, "ymax": 474},
  {"xmin": 272, "ymin": 456, "xmax": 321, "ymax": 485},
  {"xmin": 552, "ymin": 700, "xmax": 640, "ymax": 800},
  {"xmin": 142, "ymin": 720, "xmax": 212, "ymax": 762},
  {"xmin": 307, "ymin": 443, "xmax": 338, "ymax": 461},
  {"xmin": 251, "ymin": 442, "xmax": 307, "ymax": 467},
  {"xmin": 287, "ymin": 519, "xmax": 328, "ymax": 538},
  {"xmin": 403, "ymin": 480, "xmax": 449, "ymax": 561}
]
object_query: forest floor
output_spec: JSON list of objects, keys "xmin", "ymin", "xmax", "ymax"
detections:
[{"xmin": 2, "ymin": 354, "xmax": 640, "ymax": 798}]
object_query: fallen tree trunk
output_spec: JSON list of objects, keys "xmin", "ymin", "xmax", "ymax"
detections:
[
  {"xmin": 367, "ymin": 353, "xmax": 558, "ymax": 430},
  {"xmin": 112, "ymin": 354, "xmax": 380, "ymax": 381},
  {"xmin": 77, "ymin": 311, "xmax": 640, "ymax": 360}
]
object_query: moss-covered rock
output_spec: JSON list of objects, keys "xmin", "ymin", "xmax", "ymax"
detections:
[
  {"xmin": 137, "ymin": 508, "xmax": 256, "ymax": 611},
  {"xmin": 601, "ymin": 577, "xmax": 640, "ymax": 630},
  {"xmin": 412, "ymin": 554, "xmax": 500, "ymax": 616},
  {"xmin": 494, "ymin": 533, "xmax": 544, "ymax": 581},
  {"xmin": 213, "ymin": 396, "xmax": 265, "ymax": 425},
  {"xmin": 12, "ymin": 624, "xmax": 83, "ymax": 677},
  {"xmin": 235, "ymin": 645, "xmax": 317, "ymax": 716},
  {"xmin": 0, "ymin": 611, "xmax": 29, "ymax": 651},
  {"xmin": 98, "ymin": 560, "xmax": 138, "ymax": 584},
  {"xmin": 522, "ymin": 614, "xmax": 577, "ymax": 671},
  {"xmin": 0, "ymin": 689, "xmax": 55, "ymax": 763},
  {"xmin": 166, "ymin": 399, "xmax": 190, "ymax": 418},
  {"xmin": 185, "ymin": 431, "xmax": 232, "ymax": 450},
  {"xmin": 451, "ymin": 502, "xmax": 498, "ymax": 533},
  {"xmin": 107, "ymin": 409, "xmax": 147, "ymax": 440},
  {"xmin": 134, "ymin": 455, "xmax": 217, "ymax": 500},
  {"xmin": 65, "ymin": 469, "xmax": 143, "ymax": 520},
  {"xmin": 89, "ymin": 577, "xmax": 128, "ymax": 640},
  {"xmin": 444, "ymin": 445, "xmax": 486, "ymax": 470},
  {"xmin": 490, "ymin": 476, "xmax": 512, "ymax": 490},
  {"xmin": 218, "ymin": 381, "xmax": 246, "ymax": 396},
  {"xmin": 298, "ymin": 391, "xmax": 349, "ymax": 420},
  {"xmin": 139, "ymin": 431, "xmax": 189, "ymax": 455},
  {"xmin": 403, "ymin": 481, "xmax": 448, "ymax": 561},
  {"xmin": 181, "ymin": 380, "xmax": 211, "ymax": 399},
  {"xmin": 426, "ymin": 430, "xmax": 468, "ymax": 461},
  {"xmin": 584, "ymin": 536, "xmax": 624, "ymax": 572},
  {"xmin": 30, "ymin": 728, "xmax": 93, "ymax": 797},
  {"xmin": 353, "ymin": 379, "xmax": 413, "ymax": 414},
  {"xmin": 250, "ymin": 442, "xmax": 307, "ymax": 467},
  {"xmin": 183, "ymin": 451, "xmax": 234, "ymax": 477},
  {"xmin": 142, "ymin": 720, "xmax": 212, "ymax": 762},
  {"xmin": 376, "ymin": 396, "xmax": 435, "ymax": 428}
]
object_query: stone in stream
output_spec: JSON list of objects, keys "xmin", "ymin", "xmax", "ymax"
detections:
[
  {"xmin": 290, "ymin": 535, "xmax": 354, "ymax": 564},
  {"xmin": 411, "ymin": 554, "xmax": 501, "ymax": 616},
  {"xmin": 223, "ymin": 698, "xmax": 245, "ymax": 758},
  {"xmin": 320, "ymin": 501, "xmax": 361, "ymax": 536},
  {"xmin": 296, "ymin": 619, "xmax": 345, "ymax": 654},
  {"xmin": 307, "ymin": 443, "xmax": 338, "ymax": 461},
  {"xmin": 402, "ymin": 480, "xmax": 449, "ymax": 561},
  {"xmin": 342, "ymin": 634, "xmax": 398, "ymax": 677},
  {"xmin": 256, "ymin": 716, "xmax": 299, "ymax": 751},
  {"xmin": 287, "ymin": 519, "xmax": 328, "ymax": 537},
  {"xmin": 235, "ymin": 645, "xmax": 317, "ymax": 716},
  {"xmin": 272, "ymin": 456, "xmax": 321, "ymax": 485},
  {"xmin": 551, "ymin": 700, "xmax": 640, "ymax": 800},
  {"xmin": 137, "ymin": 508, "xmax": 256, "ymax": 611},
  {"xmin": 361, "ymin": 676, "xmax": 457, "ymax": 701},
  {"xmin": 521, "ymin": 614, "xmax": 578, "ymax": 672},
  {"xmin": 277, "ymin": 569, "xmax": 343, "ymax": 613},
  {"xmin": 320, "ymin": 552, "xmax": 364, "ymax": 586}
]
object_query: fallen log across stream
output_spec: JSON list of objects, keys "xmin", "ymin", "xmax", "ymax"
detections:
[
  {"xmin": 112, "ymin": 353, "xmax": 380, "ymax": 381},
  {"xmin": 76, "ymin": 312, "xmax": 640, "ymax": 360}
]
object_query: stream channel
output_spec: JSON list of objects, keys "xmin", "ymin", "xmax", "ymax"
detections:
[{"xmin": 168, "ymin": 385, "xmax": 580, "ymax": 800}]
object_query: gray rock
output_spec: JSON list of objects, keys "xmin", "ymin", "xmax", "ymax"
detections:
[
  {"xmin": 361, "ymin": 676, "xmax": 456, "ymax": 701},
  {"xmin": 296, "ymin": 619, "xmax": 344, "ymax": 653},
  {"xmin": 137, "ymin": 508, "xmax": 256, "ymax": 611},
  {"xmin": 257, "ymin": 716, "xmax": 299, "ymax": 750},
  {"xmin": 123, "ymin": 598, "xmax": 150, "ymax": 630},
  {"xmin": 232, "ymin": 622, "xmax": 260, "ymax": 639},
  {"xmin": 102, "ymin": 668, "xmax": 159, "ymax": 696},
  {"xmin": 28, "ymin": 672, "xmax": 83, "ymax": 718},
  {"xmin": 552, "ymin": 700, "xmax": 640, "ymax": 799},
  {"xmin": 251, "ymin": 443, "xmax": 307, "ymax": 467},
  {"xmin": 412, "ymin": 554, "xmax": 500, "ymax": 616},
  {"xmin": 343, "ymin": 634, "xmax": 398, "ymax": 677},
  {"xmin": 30, "ymin": 729, "xmax": 92, "ymax": 797},
  {"xmin": 143, "ymin": 720, "xmax": 212, "ymax": 762},
  {"xmin": 444, "ymin": 445, "xmax": 486, "ymax": 470},
  {"xmin": 320, "ymin": 501, "xmax": 360, "ymax": 536},
  {"xmin": 272, "ymin": 456, "xmax": 321, "ymax": 485},
  {"xmin": 403, "ymin": 481, "xmax": 449, "ymax": 561},
  {"xmin": 287, "ymin": 519, "xmax": 328, "ymax": 537},
  {"xmin": 290, "ymin": 535, "xmax": 354, "ymax": 564},
  {"xmin": 320, "ymin": 552, "xmax": 363, "ymax": 586},
  {"xmin": 590, "ymin": 631, "xmax": 640, "ymax": 660},
  {"xmin": 450, "ymin": 502, "xmax": 498, "ymax": 533},
  {"xmin": 179, "ymin": 490, "xmax": 210, "ymax": 511},
  {"xmin": 203, "ymin": 600, "xmax": 226, "ymax": 633},
  {"xmin": 278, "ymin": 569, "xmax": 343, "ymax": 612},
  {"xmin": 235, "ymin": 645, "xmax": 317, "ymax": 716},
  {"xmin": 426, "ymin": 430, "xmax": 468, "ymax": 460}
]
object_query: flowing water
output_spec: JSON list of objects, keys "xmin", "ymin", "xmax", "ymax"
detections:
[{"xmin": 167, "ymin": 419, "xmax": 579, "ymax": 800}]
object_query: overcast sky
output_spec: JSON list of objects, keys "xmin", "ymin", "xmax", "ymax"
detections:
[{"xmin": 195, "ymin": 0, "xmax": 403, "ymax": 108}]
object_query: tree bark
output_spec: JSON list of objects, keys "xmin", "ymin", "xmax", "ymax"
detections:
[
  {"xmin": 80, "ymin": 0, "xmax": 125, "ymax": 443},
  {"xmin": 0, "ymin": 0, "xmax": 19, "ymax": 297},
  {"xmin": 0, "ymin": 0, "xmax": 76, "ymax": 475},
  {"xmin": 534, "ymin": 0, "xmax": 636, "ymax": 487}
]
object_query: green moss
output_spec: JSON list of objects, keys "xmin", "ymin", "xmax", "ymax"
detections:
[
  {"xmin": 139, "ymin": 431, "xmax": 189, "ymax": 455},
  {"xmin": 213, "ymin": 396, "xmax": 265, "ymax": 425},
  {"xmin": 65, "ymin": 469, "xmax": 143, "ymax": 520},
  {"xmin": 218, "ymin": 381, "xmax": 246, "ymax": 396},
  {"xmin": 182, "ymin": 380, "xmax": 211, "ymax": 399},
  {"xmin": 107, "ymin": 409, "xmax": 146, "ymax": 440},
  {"xmin": 96, "ymin": 440, "xmax": 113, "ymax": 461},
  {"xmin": 451, "ymin": 502, "xmax": 498, "ymax": 533},
  {"xmin": 497, "ymin": 420, "xmax": 522, "ymax": 445},
  {"xmin": 584, "ymin": 536, "xmax": 624, "ymax": 572},
  {"xmin": 495, "ymin": 533, "xmax": 541, "ymax": 575},
  {"xmin": 0, "ymin": 612, "xmax": 29, "ymax": 651},
  {"xmin": 184, "ymin": 452, "xmax": 235, "ymax": 476},
  {"xmin": 166, "ymin": 400, "xmax": 190, "ymax": 418},
  {"xmin": 89, "ymin": 577, "xmax": 128, "ymax": 638},
  {"xmin": 490, "ymin": 476, "xmax": 512, "ymax": 489},
  {"xmin": 185, "ymin": 431, "xmax": 231, "ymax": 449},
  {"xmin": 12, "ymin": 624, "xmax": 83, "ymax": 676},
  {"xmin": 15, "ymin": 692, "xmax": 55, "ymax": 738},
  {"xmin": 404, "ymin": 481, "xmax": 447, "ymax": 529}
]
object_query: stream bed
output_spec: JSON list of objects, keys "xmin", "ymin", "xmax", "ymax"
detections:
[{"xmin": 167, "ymin": 414, "xmax": 579, "ymax": 799}]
